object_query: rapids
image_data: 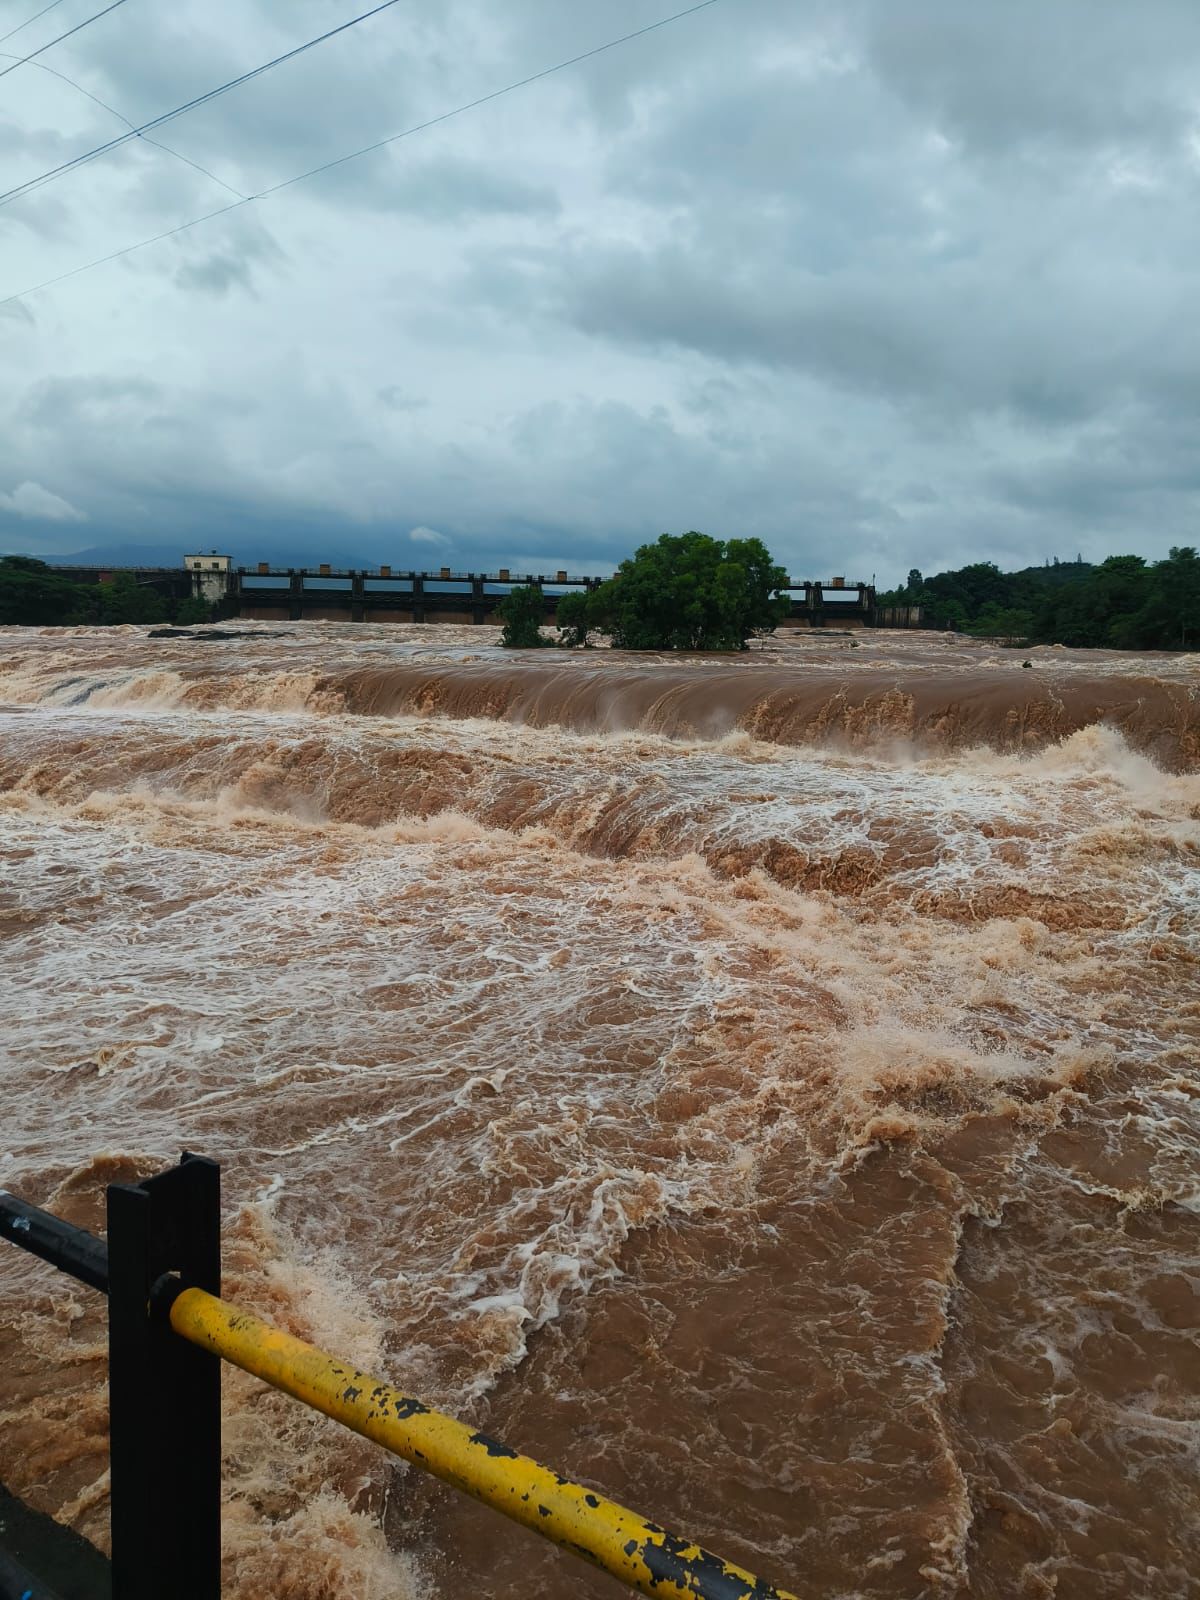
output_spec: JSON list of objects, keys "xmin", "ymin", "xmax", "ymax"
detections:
[{"xmin": 0, "ymin": 622, "xmax": 1197, "ymax": 1598}]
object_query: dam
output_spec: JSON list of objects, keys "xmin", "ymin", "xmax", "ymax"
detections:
[{"xmin": 54, "ymin": 557, "xmax": 894, "ymax": 626}]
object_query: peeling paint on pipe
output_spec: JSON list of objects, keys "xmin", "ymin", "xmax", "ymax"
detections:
[{"xmin": 167, "ymin": 1285, "xmax": 801, "ymax": 1600}]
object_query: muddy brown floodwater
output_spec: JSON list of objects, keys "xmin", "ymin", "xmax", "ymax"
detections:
[{"xmin": 0, "ymin": 622, "xmax": 1197, "ymax": 1599}]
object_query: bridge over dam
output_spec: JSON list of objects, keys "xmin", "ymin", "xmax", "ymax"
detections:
[
  {"xmin": 47, "ymin": 560, "xmax": 928, "ymax": 627},
  {"xmin": 232, "ymin": 566, "xmax": 879, "ymax": 625},
  {"xmin": 53, "ymin": 558, "xmax": 922, "ymax": 627}
]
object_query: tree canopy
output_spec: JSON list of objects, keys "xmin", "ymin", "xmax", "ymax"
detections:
[
  {"xmin": 0, "ymin": 556, "xmax": 209, "ymax": 627},
  {"xmin": 582, "ymin": 532, "xmax": 789, "ymax": 651},
  {"xmin": 554, "ymin": 590, "xmax": 591, "ymax": 648},
  {"xmin": 495, "ymin": 583, "xmax": 552, "ymax": 648},
  {"xmin": 0, "ymin": 556, "xmax": 93, "ymax": 625},
  {"xmin": 879, "ymin": 549, "xmax": 1199, "ymax": 649}
]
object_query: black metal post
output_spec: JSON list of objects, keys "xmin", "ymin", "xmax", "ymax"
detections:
[
  {"xmin": 107, "ymin": 1154, "xmax": 221, "ymax": 1600},
  {"xmin": 0, "ymin": 1194, "xmax": 108, "ymax": 1292},
  {"xmin": 0, "ymin": 1545, "xmax": 71, "ymax": 1600},
  {"xmin": 0, "ymin": 1480, "xmax": 111, "ymax": 1600}
]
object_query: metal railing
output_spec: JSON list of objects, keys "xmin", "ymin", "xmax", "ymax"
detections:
[{"xmin": 0, "ymin": 1154, "xmax": 800, "ymax": 1600}]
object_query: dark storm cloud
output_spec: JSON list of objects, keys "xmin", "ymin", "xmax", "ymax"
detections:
[
  {"xmin": 376, "ymin": 155, "xmax": 559, "ymax": 220},
  {"xmin": 172, "ymin": 218, "xmax": 283, "ymax": 295},
  {"xmin": 858, "ymin": 0, "xmax": 1200, "ymax": 157},
  {"xmin": 306, "ymin": 152, "xmax": 560, "ymax": 219},
  {"xmin": 175, "ymin": 250, "xmax": 258, "ymax": 296},
  {"xmin": 2, "ymin": 0, "xmax": 1200, "ymax": 580},
  {"xmin": 547, "ymin": 236, "xmax": 1198, "ymax": 429}
]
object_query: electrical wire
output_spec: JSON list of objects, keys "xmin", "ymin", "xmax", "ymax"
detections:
[
  {"xmin": 262, "ymin": 0, "xmax": 722, "ymax": 202},
  {"xmin": 0, "ymin": 51, "xmax": 245, "ymax": 197},
  {"xmin": 0, "ymin": 0, "xmax": 405, "ymax": 208},
  {"xmin": 0, "ymin": 0, "xmax": 69, "ymax": 47},
  {"xmin": 0, "ymin": 0, "xmax": 722, "ymax": 311},
  {"xmin": 0, "ymin": 0, "xmax": 127, "ymax": 81}
]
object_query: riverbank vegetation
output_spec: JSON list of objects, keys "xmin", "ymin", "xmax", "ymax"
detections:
[
  {"xmin": 880, "ymin": 549, "xmax": 1199, "ymax": 649},
  {"xmin": 6, "ymin": 544, "xmax": 1196, "ymax": 650},
  {"xmin": 0, "ymin": 557, "xmax": 211, "ymax": 627}
]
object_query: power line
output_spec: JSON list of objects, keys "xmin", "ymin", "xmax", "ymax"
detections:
[
  {"xmin": 0, "ymin": 0, "xmax": 69, "ymax": 47},
  {"xmin": 2, "ymin": 195, "xmax": 250, "ymax": 310},
  {"xmin": 0, "ymin": 51, "xmax": 245, "ymax": 197},
  {"xmin": 0, "ymin": 0, "xmax": 128, "ymax": 81},
  {"xmin": 0, "ymin": 0, "xmax": 722, "ymax": 311},
  {"xmin": 0, "ymin": 0, "xmax": 405, "ymax": 208},
  {"xmin": 262, "ymin": 0, "xmax": 723, "ymax": 201}
]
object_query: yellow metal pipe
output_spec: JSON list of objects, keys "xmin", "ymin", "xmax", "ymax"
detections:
[{"xmin": 168, "ymin": 1286, "xmax": 800, "ymax": 1600}]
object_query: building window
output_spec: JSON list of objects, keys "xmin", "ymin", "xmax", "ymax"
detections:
[{"xmin": 211, "ymin": 562, "xmax": 220, "ymax": 570}]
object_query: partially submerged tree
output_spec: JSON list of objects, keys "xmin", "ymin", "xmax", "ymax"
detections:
[
  {"xmin": 582, "ymin": 532, "xmax": 789, "ymax": 651},
  {"xmin": 554, "ymin": 590, "xmax": 592, "ymax": 647},
  {"xmin": 496, "ymin": 584, "xmax": 551, "ymax": 648}
]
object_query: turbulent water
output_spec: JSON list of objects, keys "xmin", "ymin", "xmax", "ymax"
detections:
[{"xmin": 0, "ymin": 622, "xmax": 1197, "ymax": 1599}]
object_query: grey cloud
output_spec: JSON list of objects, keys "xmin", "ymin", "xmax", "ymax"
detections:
[
  {"xmin": 550, "ymin": 245, "xmax": 1124, "ymax": 423},
  {"xmin": 82, "ymin": 4, "xmax": 464, "ymax": 197},
  {"xmin": 0, "ymin": 480, "xmax": 87, "ymax": 521},
  {"xmin": 859, "ymin": 0, "xmax": 1200, "ymax": 158},
  {"xmin": 4, "ymin": 0, "xmax": 1200, "ymax": 585},
  {"xmin": 383, "ymin": 155, "xmax": 558, "ymax": 220},
  {"xmin": 172, "ymin": 214, "xmax": 284, "ymax": 295},
  {"xmin": 468, "ymin": 0, "xmax": 786, "ymax": 131},
  {"xmin": 175, "ymin": 250, "xmax": 256, "ymax": 296},
  {"xmin": 987, "ymin": 409, "xmax": 1200, "ymax": 526},
  {"xmin": 21, "ymin": 376, "xmax": 169, "ymax": 432},
  {"xmin": 409, "ymin": 524, "xmax": 451, "ymax": 548},
  {"xmin": 376, "ymin": 386, "xmax": 426, "ymax": 411},
  {"xmin": 302, "ymin": 149, "xmax": 560, "ymax": 219}
]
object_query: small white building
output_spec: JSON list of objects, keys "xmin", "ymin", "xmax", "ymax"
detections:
[{"xmin": 185, "ymin": 552, "xmax": 232, "ymax": 604}]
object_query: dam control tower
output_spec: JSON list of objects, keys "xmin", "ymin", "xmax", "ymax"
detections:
[{"xmin": 185, "ymin": 552, "xmax": 233, "ymax": 607}]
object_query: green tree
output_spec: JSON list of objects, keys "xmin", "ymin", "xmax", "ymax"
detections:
[
  {"xmin": 924, "ymin": 561, "xmax": 1009, "ymax": 620},
  {"xmin": 496, "ymin": 584, "xmax": 551, "ymax": 648},
  {"xmin": 584, "ymin": 532, "xmax": 789, "ymax": 651},
  {"xmin": 879, "ymin": 547, "xmax": 1200, "ymax": 650},
  {"xmin": 0, "ymin": 556, "xmax": 91, "ymax": 624},
  {"xmin": 554, "ymin": 590, "xmax": 591, "ymax": 647},
  {"xmin": 1035, "ymin": 555, "xmax": 1149, "ymax": 647},
  {"xmin": 1151, "ymin": 546, "xmax": 1200, "ymax": 648},
  {"xmin": 173, "ymin": 595, "xmax": 213, "ymax": 625},
  {"xmin": 86, "ymin": 571, "xmax": 168, "ymax": 625},
  {"xmin": 964, "ymin": 603, "xmax": 1035, "ymax": 641}
]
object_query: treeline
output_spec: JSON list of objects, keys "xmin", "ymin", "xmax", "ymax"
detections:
[
  {"xmin": 879, "ymin": 549, "xmax": 1199, "ymax": 649},
  {"xmin": 0, "ymin": 556, "xmax": 211, "ymax": 626}
]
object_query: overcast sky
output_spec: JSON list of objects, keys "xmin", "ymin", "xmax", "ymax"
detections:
[{"xmin": 2, "ymin": 0, "xmax": 1199, "ymax": 581}]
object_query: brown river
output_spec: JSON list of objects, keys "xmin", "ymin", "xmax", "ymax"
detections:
[{"xmin": 0, "ymin": 622, "xmax": 1197, "ymax": 1598}]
